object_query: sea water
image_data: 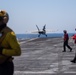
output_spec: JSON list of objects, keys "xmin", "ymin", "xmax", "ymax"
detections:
[{"xmin": 16, "ymin": 33, "xmax": 74, "ymax": 39}]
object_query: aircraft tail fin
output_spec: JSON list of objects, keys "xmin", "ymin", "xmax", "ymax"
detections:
[
  {"xmin": 36, "ymin": 25, "xmax": 40, "ymax": 31},
  {"xmin": 43, "ymin": 24, "xmax": 46, "ymax": 31}
]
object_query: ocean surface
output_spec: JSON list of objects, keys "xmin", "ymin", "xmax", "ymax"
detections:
[{"xmin": 16, "ymin": 33, "xmax": 74, "ymax": 39}]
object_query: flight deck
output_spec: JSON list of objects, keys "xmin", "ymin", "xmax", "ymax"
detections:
[{"xmin": 14, "ymin": 37, "xmax": 76, "ymax": 75}]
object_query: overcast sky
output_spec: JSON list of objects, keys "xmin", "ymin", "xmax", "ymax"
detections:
[{"xmin": 0, "ymin": 0, "xmax": 76, "ymax": 34}]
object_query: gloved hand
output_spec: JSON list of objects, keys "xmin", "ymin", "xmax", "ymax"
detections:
[{"xmin": 0, "ymin": 47, "xmax": 3, "ymax": 54}]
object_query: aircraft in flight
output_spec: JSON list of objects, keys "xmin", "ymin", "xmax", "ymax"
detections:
[
  {"xmin": 26, "ymin": 24, "xmax": 58, "ymax": 37},
  {"xmin": 36, "ymin": 24, "xmax": 47, "ymax": 37}
]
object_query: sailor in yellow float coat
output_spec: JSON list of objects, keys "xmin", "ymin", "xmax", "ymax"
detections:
[
  {"xmin": 1, "ymin": 27, "xmax": 21, "ymax": 56},
  {"xmin": 0, "ymin": 10, "xmax": 21, "ymax": 75},
  {"xmin": 0, "ymin": 27, "xmax": 21, "ymax": 59}
]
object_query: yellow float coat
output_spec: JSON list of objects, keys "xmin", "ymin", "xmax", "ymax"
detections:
[{"xmin": 0, "ymin": 26, "xmax": 21, "ymax": 62}]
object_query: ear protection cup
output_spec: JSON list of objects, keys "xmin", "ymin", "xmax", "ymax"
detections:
[{"xmin": 0, "ymin": 10, "xmax": 9, "ymax": 23}]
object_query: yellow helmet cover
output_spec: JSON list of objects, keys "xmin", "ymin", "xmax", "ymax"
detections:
[
  {"xmin": 0, "ymin": 10, "xmax": 9, "ymax": 23},
  {"xmin": 0, "ymin": 10, "xmax": 6, "ymax": 17}
]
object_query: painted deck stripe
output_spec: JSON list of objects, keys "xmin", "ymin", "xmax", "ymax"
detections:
[
  {"xmin": 64, "ymin": 71, "xmax": 76, "ymax": 73},
  {"xmin": 20, "ymin": 38, "xmax": 38, "ymax": 44},
  {"xmin": 14, "ymin": 71, "xmax": 55, "ymax": 74},
  {"xmin": 14, "ymin": 71, "xmax": 76, "ymax": 74}
]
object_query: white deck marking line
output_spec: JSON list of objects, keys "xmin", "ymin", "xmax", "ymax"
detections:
[
  {"xmin": 14, "ymin": 70, "xmax": 76, "ymax": 74},
  {"xmin": 20, "ymin": 38, "xmax": 38, "ymax": 44},
  {"xmin": 64, "ymin": 71, "xmax": 76, "ymax": 73},
  {"xmin": 14, "ymin": 71, "xmax": 55, "ymax": 74}
]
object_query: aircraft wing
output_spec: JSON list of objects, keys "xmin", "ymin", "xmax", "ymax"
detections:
[
  {"xmin": 26, "ymin": 30, "xmax": 39, "ymax": 34},
  {"xmin": 26, "ymin": 29, "xmax": 58, "ymax": 34},
  {"xmin": 46, "ymin": 29, "xmax": 58, "ymax": 33}
]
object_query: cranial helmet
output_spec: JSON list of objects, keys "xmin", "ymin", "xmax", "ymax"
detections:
[
  {"xmin": 0, "ymin": 10, "xmax": 9, "ymax": 23},
  {"xmin": 63, "ymin": 30, "xmax": 67, "ymax": 33}
]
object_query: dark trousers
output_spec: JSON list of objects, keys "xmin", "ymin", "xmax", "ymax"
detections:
[
  {"xmin": 0, "ymin": 61, "xmax": 14, "ymax": 75},
  {"xmin": 63, "ymin": 40, "xmax": 72, "ymax": 51}
]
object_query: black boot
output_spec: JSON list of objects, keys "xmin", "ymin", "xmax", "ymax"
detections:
[
  {"xmin": 62, "ymin": 50, "xmax": 66, "ymax": 52},
  {"xmin": 70, "ymin": 48, "xmax": 72, "ymax": 52},
  {"xmin": 71, "ymin": 55, "xmax": 76, "ymax": 63},
  {"xmin": 71, "ymin": 60, "xmax": 76, "ymax": 63}
]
